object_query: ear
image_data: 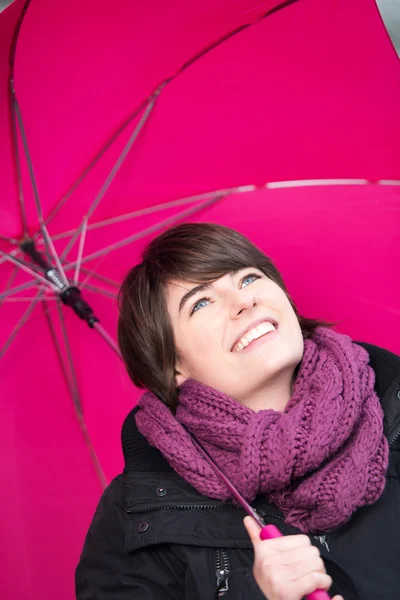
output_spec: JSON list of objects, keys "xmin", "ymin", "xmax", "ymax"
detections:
[{"xmin": 174, "ymin": 364, "xmax": 188, "ymax": 388}]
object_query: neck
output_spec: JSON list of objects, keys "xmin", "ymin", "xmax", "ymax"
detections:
[{"xmin": 240, "ymin": 368, "xmax": 297, "ymax": 413}]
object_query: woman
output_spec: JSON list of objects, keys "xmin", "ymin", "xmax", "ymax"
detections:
[{"xmin": 75, "ymin": 223, "xmax": 400, "ymax": 600}]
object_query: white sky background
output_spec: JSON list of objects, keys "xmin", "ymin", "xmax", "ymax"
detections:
[{"xmin": 0, "ymin": 0, "xmax": 399, "ymax": 54}]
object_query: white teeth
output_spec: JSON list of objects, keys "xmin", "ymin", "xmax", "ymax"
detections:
[{"xmin": 234, "ymin": 321, "xmax": 276, "ymax": 352}]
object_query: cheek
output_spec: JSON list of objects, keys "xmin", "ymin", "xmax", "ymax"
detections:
[{"xmin": 177, "ymin": 320, "xmax": 216, "ymax": 358}]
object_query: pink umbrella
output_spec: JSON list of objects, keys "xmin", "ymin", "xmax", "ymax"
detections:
[{"xmin": 0, "ymin": 0, "xmax": 399, "ymax": 598}]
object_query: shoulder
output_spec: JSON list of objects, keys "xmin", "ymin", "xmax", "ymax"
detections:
[
  {"xmin": 122, "ymin": 405, "xmax": 175, "ymax": 472},
  {"xmin": 354, "ymin": 340, "xmax": 400, "ymax": 400},
  {"xmin": 354, "ymin": 340, "xmax": 400, "ymax": 445}
]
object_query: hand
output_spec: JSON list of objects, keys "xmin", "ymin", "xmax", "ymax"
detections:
[{"xmin": 243, "ymin": 516, "xmax": 344, "ymax": 600}]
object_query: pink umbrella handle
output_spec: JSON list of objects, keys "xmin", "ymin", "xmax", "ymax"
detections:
[{"xmin": 260, "ymin": 524, "xmax": 331, "ymax": 600}]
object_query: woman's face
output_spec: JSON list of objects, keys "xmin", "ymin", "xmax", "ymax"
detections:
[{"xmin": 166, "ymin": 267, "xmax": 304, "ymax": 411}]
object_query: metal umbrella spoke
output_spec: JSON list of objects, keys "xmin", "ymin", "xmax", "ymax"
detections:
[
  {"xmin": 0, "ymin": 246, "xmax": 22, "ymax": 266},
  {"xmin": 44, "ymin": 299, "xmax": 107, "ymax": 491},
  {"xmin": 64, "ymin": 194, "xmax": 222, "ymax": 270},
  {"xmin": 9, "ymin": 91, "xmax": 28, "ymax": 236},
  {"xmin": 40, "ymin": 222, "xmax": 69, "ymax": 286},
  {"xmin": 13, "ymin": 97, "xmax": 53, "ymax": 258},
  {"xmin": 0, "ymin": 233, "xmax": 20, "ymax": 244},
  {"xmin": 78, "ymin": 268, "xmax": 120, "ymax": 289},
  {"xmin": 93, "ymin": 322, "xmax": 122, "ymax": 360},
  {"xmin": 0, "ymin": 266, "xmax": 18, "ymax": 309},
  {"xmin": 1, "ymin": 295, "xmax": 57, "ymax": 302},
  {"xmin": 0, "ymin": 289, "xmax": 44, "ymax": 359},
  {"xmin": 0, "ymin": 280, "xmax": 37, "ymax": 300},
  {"xmin": 74, "ymin": 253, "xmax": 115, "ymax": 292},
  {"xmin": 73, "ymin": 216, "xmax": 88, "ymax": 285},
  {"xmin": 61, "ymin": 94, "xmax": 161, "ymax": 263},
  {"xmin": 2, "ymin": 253, "xmax": 42, "ymax": 272},
  {"xmin": 80, "ymin": 283, "xmax": 118, "ymax": 300},
  {"xmin": 31, "ymin": 187, "xmax": 234, "ymax": 245},
  {"xmin": 0, "ymin": 251, "xmax": 60, "ymax": 292},
  {"xmin": 41, "ymin": 96, "xmax": 151, "ymax": 231},
  {"xmin": 54, "ymin": 299, "xmax": 83, "ymax": 417},
  {"xmin": 33, "ymin": 0, "xmax": 298, "ymax": 241},
  {"xmin": 11, "ymin": 91, "xmax": 68, "ymax": 282}
]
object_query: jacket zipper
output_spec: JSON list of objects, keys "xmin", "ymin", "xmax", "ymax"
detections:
[
  {"xmin": 389, "ymin": 425, "xmax": 400, "ymax": 447},
  {"xmin": 313, "ymin": 535, "xmax": 330, "ymax": 552},
  {"xmin": 128, "ymin": 504, "xmax": 234, "ymax": 597},
  {"xmin": 126, "ymin": 503, "xmax": 243, "ymax": 514},
  {"xmin": 215, "ymin": 549, "xmax": 230, "ymax": 597}
]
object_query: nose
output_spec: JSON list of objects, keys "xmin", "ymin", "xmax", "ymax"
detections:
[{"xmin": 229, "ymin": 288, "xmax": 257, "ymax": 319}]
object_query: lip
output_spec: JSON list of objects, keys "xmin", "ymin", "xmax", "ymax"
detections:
[{"xmin": 230, "ymin": 317, "xmax": 279, "ymax": 352}]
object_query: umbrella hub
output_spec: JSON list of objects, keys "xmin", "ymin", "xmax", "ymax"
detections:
[{"xmin": 20, "ymin": 240, "xmax": 100, "ymax": 328}]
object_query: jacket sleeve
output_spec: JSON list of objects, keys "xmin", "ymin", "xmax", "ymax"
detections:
[{"xmin": 75, "ymin": 476, "xmax": 186, "ymax": 599}]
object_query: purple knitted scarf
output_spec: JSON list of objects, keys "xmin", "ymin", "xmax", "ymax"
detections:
[{"xmin": 136, "ymin": 327, "xmax": 389, "ymax": 534}]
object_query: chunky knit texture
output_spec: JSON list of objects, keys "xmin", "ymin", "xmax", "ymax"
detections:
[{"xmin": 135, "ymin": 327, "xmax": 389, "ymax": 534}]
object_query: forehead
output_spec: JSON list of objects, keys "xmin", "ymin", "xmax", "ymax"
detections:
[
  {"xmin": 165, "ymin": 277, "xmax": 211, "ymax": 303},
  {"xmin": 165, "ymin": 268, "xmax": 265, "ymax": 306},
  {"xmin": 166, "ymin": 272, "xmax": 231, "ymax": 297}
]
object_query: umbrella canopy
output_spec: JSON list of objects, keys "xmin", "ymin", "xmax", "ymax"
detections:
[{"xmin": 0, "ymin": 0, "xmax": 399, "ymax": 598}]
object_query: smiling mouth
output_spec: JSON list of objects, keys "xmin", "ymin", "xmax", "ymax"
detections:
[{"xmin": 232, "ymin": 320, "xmax": 278, "ymax": 352}]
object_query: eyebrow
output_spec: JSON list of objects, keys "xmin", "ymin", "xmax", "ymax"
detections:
[
  {"xmin": 177, "ymin": 269, "xmax": 248, "ymax": 314},
  {"xmin": 178, "ymin": 282, "xmax": 213, "ymax": 314}
]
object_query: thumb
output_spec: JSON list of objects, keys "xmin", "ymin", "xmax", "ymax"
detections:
[{"xmin": 243, "ymin": 516, "xmax": 263, "ymax": 546}]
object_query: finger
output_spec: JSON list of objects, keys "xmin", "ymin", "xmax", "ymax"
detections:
[
  {"xmin": 295, "ymin": 572, "xmax": 333, "ymax": 596},
  {"xmin": 287, "ymin": 555, "xmax": 327, "ymax": 580},
  {"xmin": 264, "ymin": 543, "xmax": 323, "ymax": 568},
  {"xmin": 243, "ymin": 516, "xmax": 263, "ymax": 546}
]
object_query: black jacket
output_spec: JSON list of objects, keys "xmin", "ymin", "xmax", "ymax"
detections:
[{"xmin": 76, "ymin": 342, "xmax": 400, "ymax": 599}]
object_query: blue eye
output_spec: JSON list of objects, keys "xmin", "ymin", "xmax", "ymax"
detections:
[
  {"xmin": 189, "ymin": 274, "xmax": 261, "ymax": 315},
  {"xmin": 190, "ymin": 297, "xmax": 211, "ymax": 315},
  {"xmin": 241, "ymin": 273, "xmax": 261, "ymax": 287}
]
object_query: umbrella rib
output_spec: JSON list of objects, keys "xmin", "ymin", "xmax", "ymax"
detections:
[
  {"xmin": 0, "ymin": 251, "xmax": 59, "ymax": 292},
  {"xmin": 73, "ymin": 217, "xmax": 88, "ymax": 285},
  {"xmin": 2, "ymin": 296, "xmax": 57, "ymax": 302},
  {"xmin": 54, "ymin": 299, "xmax": 84, "ymax": 417},
  {"xmin": 0, "ymin": 280, "xmax": 37, "ymax": 300},
  {"xmin": 93, "ymin": 322, "xmax": 123, "ymax": 360},
  {"xmin": 61, "ymin": 95, "xmax": 160, "ymax": 263},
  {"xmin": 78, "ymin": 268, "xmax": 120, "ymax": 289},
  {"xmin": 12, "ymin": 96, "xmax": 69, "ymax": 283},
  {"xmin": 0, "ymin": 233, "xmax": 20, "ymax": 245},
  {"xmin": 9, "ymin": 89, "xmax": 29, "ymax": 236},
  {"xmin": 4, "ymin": 253, "xmax": 42, "ymax": 272},
  {"xmin": 32, "ymin": 190, "xmax": 231, "ymax": 244},
  {"xmin": 0, "ymin": 245, "xmax": 22, "ymax": 266},
  {"xmin": 41, "ymin": 96, "xmax": 151, "ymax": 231},
  {"xmin": 40, "ymin": 222, "xmax": 69, "ymax": 285},
  {"xmin": 44, "ymin": 300, "xmax": 107, "ymax": 490},
  {"xmin": 0, "ymin": 266, "xmax": 18, "ymax": 309},
  {"xmin": 76, "ymin": 255, "xmax": 110, "ymax": 290},
  {"xmin": 32, "ymin": 1, "xmax": 298, "ymax": 237},
  {"xmin": 64, "ymin": 195, "xmax": 222, "ymax": 270},
  {"xmin": 79, "ymin": 283, "xmax": 118, "ymax": 300},
  {"xmin": 0, "ymin": 289, "xmax": 44, "ymax": 359},
  {"xmin": 177, "ymin": 0, "xmax": 299, "ymax": 75},
  {"xmin": 35, "ymin": 177, "xmax": 397, "ymax": 252},
  {"xmin": 67, "ymin": 190, "xmax": 236, "ymax": 233}
]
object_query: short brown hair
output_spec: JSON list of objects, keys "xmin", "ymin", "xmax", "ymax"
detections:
[{"xmin": 118, "ymin": 223, "xmax": 334, "ymax": 412}]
